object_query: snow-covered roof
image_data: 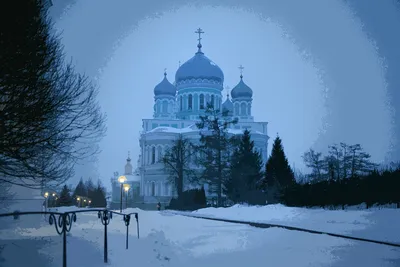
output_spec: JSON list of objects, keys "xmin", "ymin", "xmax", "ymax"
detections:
[{"xmin": 147, "ymin": 124, "xmax": 266, "ymax": 136}]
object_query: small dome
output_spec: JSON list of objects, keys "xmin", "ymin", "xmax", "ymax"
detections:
[
  {"xmin": 175, "ymin": 51, "xmax": 224, "ymax": 85},
  {"xmin": 231, "ymin": 75, "xmax": 253, "ymax": 99},
  {"xmin": 222, "ymin": 97, "xmax": 233, "ymax": 115},
  {"xmin": 154, "ymin": 72, "xmax": 176, "ymax": 96}
]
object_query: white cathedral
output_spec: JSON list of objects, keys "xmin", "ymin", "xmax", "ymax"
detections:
[{"xmin": 111, "ymin": 29, "xmax": 269, "ymax": 208}]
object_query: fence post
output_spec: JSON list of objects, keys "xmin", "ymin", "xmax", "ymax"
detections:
[
  {"xmin": 123, "ymin": 214, "xmax": 131, "ymax": 249},
  {"xmin": 48, "ymin": 212, "xmax": 77, "ymax": 267},
  {"xmin": 135, "ymin": 213, "xmax": 139, "ymax": 239},
  {"xmin": 98, "ymin": 210, "xmax": 112, "ymax": 263},
  {"xmin": 62, "ymin": 214, "xmax": 67, "ymax": 267}
]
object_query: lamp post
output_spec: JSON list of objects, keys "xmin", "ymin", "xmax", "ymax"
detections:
[
  {"xmin": 118, "ymin": 176, "xmax": 127, "ymax": 212},
  {"xmin": 123, "ymin": 184, "xmax": 130, "ymax": 210}
]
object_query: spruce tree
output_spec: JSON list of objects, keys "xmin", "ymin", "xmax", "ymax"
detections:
[
  {"xmin": 195, "ymin": 103, "xmax": 238, "ymax": 206},
  {"xmin": 91, "ymin": 180, "xmax": 107, "ymax": 208},
  {"xmin": 85, "ymin": 178, "xmax": 95, "ymax": 201},
  {"xmin": 226, "ymin": 130, "xmax": 264, "ymax": 203},
  {"xmin": 72, "ymin": 178, "xmax": 87, "ymax": 199},
  {"xmin": 57, "ymin": 185, "xmax": 73, "ymax": 207},
  {"xmin": 261, "ymin": 135, "xmax": 295, "ymax": 202}
]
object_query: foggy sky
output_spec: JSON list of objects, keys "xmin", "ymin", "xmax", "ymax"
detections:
[{"xmin": 51, "ymin": 0, "xmax": 400, "ymax": 189}]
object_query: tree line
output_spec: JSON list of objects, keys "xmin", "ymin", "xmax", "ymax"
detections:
[
  {"xmin": 162, "ymin": 104, "xmax": 399, "ymax": 210},
  {"xmin": 0, "ymin": 0, "xmax": 105, "ymax": 195},
  {"xmin": 282, "ymin": 146, "xmax": 400, "ymax": 209},
  {"xmin": 48, "ymin": 178, "xmax": 107, "ymax": 208}
]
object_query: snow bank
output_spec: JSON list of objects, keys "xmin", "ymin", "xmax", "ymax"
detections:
[{"xmin": 191, "ymin": 204, "xmax": 400, "ymax": 243}]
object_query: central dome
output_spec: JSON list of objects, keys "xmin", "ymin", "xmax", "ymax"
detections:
[{"xmin": 175, "ymin": 51, "xmax": 224, "ymax": 84}]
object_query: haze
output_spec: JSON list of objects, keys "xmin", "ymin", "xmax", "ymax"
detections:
[{"xmin": 51, "ymin": 0, "xmax": 399, "ymax": 188}]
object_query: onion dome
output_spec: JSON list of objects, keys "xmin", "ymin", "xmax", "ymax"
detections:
[
  {"xmin": 231, "ymin": 74, "xmax": 253, "ymax": 99},
  {"xmin": 175, "ymin": 28, "xmax": 224, "ymax": 89},
  {"xmin": 222, "ymin": 93, "xmax": 234, "ymax": 115},
  {"xmin": 154, "ymin": 71, "xmax": 176, "ymax": 96}
]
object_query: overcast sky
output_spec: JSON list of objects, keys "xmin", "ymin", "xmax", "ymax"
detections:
[{"xmin": 52, "ymin": 0, "xmax": 399, "ymax": 189}]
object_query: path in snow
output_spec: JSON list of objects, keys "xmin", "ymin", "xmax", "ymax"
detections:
[{"xmin": 0, "ymin": 208, "xmax": 399, "ymax": 267}]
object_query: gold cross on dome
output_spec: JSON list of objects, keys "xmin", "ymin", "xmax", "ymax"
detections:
[
  {"xmin": 195, "ymin": 28, "xmax": 204, "ymax": 44},
  {"xmin": 238, "ymin": 64, "xmax": 244, "ymax": 75}
]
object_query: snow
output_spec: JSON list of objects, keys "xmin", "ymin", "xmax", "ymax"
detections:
[
  {"xmin": 148, "ymin": 125, "xmax": 266, "ymax": 135},
  {"xmin": 0, "ymin": 205, "xmax": 399, "ymax": 267}
]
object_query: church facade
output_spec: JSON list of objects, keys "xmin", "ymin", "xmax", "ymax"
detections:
[{"xmin": 113, "ymin": 29, "xmax": 269, "ymax": 207}]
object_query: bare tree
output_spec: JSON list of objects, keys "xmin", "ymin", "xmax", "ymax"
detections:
[
  {"xmin": 0, "ymin": 0, "xmax": 106, "ymax": 188},
  {"xmin": 348, "ymin": 144, "xmax": 377, "ymax": 177},
  {"xmin": 162, "ymin": 134, "xmax": 197, "ymax": 198},
  {"xmin": 302, "ymin": 148, "xmax": 324, "ymax": 181}
]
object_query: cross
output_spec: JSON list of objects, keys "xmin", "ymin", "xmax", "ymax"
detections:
[
  {"xmin": 225, "ymin": 86, "xmax": 230, "ymax": 98},
  {"xmin": 238, "ymin": 64, "xmax": 244, "ymax": 75},
  {"xmin": 128, "ymin": 151, "xmax": 130, "ymax": 158},
  {"xmin": 195, "ymin": 28, "xmax": 204, "ymax": 44}
]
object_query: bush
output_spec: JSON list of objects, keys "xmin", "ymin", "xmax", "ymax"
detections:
[
  {"xmin": 166, "ymin": 187, "xmax": 207, "ymax": 211},
  {"xmin": 281, "ymin": 167, "xmax": 400, "ymax": 208}
]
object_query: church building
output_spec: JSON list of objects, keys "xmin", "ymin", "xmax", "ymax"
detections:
[{"xmin": 112, "ymin": 28, "xmax": 269, "ymax": 208}]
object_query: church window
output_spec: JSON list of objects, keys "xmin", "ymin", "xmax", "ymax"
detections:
[
  {"xmin": 180, "ymin": 96, "xmax": 183, "ymax": 111},
  {"xmin": 234, "ymin": 103, "xmax": 239, "ymax": 115},
  {"xmin": 162, "ymin": 101, "xmax": 168, "ymax": 113},
  {"xmin": 157, "ymin": 146, "xmax": 162, "ymax": 161},
  {"xmin": 188, "ymin": 94, "xmax": 193, "ymax": 110},
  {"xmin": 151, "ymin": 182, "xmax": 155, "ymax": 196},
  {"xmin": 210, "ymin": 95, "xmax": 214, "ymax": 108},
  {"xmin": 151, "ymin": 147, "xmax": 156, "ymax": 164},
  {"xmin": 200, "ymin": 94, "xmax": 204, "ymax": 109},
  {"xmin": 240, "ymin": 103, "xmax": 247, "ymax": 115}
]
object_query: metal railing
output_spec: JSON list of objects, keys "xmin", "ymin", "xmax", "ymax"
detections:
[{"xmin": 0, "ymin": 209, "xmax": 139, "ymax": 267}]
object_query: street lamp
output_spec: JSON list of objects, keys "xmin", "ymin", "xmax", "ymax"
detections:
[
  {"xmin": 123, "ymin": 183, "xmax": 130, "ymax": 210},
  {"xmin": 118, "ymin": 175, "xmax": 127, "ymax": 212}
]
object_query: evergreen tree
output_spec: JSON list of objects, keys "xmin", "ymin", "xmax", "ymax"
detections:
[
  {"xmin": 85, "ymin": 177, "xmax": 95, "ymax": 201},
  {"xmin": 72, "ymin": 178, "xmax": 87, "ymax": 199},
  {"xmin": 226, "ymin": 130, "xmax": 264, "ymax": 204},
  {"xmin": 91, "ymin": 180, "xmax": 107, "ymax": 208},
  {"xmin": 57, "ymin": 185, "xmax": 73, "ymax": 207},
  {"xmin": 195, "ymin": 103, "xmax": 238, "ymax": 206},
  {"xmin": 261, "ymin": 135, "xmax": 295, "ymax": 202}
]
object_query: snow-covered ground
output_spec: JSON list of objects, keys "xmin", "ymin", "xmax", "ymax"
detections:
[{"xmin": 0, "ymin": 205, "xmax": 399, "ymax": 267}]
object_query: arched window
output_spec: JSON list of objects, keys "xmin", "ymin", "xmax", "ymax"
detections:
[
  {"xmin": 157, "ymin": 146, "xmax": 162, "ymax": 162},
  {"xmin": 240, "ymin": 103, "xmax": 247, "ymax": 115},
  {"xmin": 180, "ymin": 96, "xmax": 183, "ymax": 111},
  {"xmin": 210, "ymin": 95, "xmax": 214, "ymax": 108},
  {"xmin": 200, "ymin": 94, "xmax": 204, "ymax": 109},
  {"xmin": 234, "ymin": 103, "xmax": 239, "ymax": 116},
  {"xmin": 188, "ymin": 94, "xmax": 193, "ymax": 110},
  {"xmin": 151, "ymin": 182, "xmax": 155, "ymax": 196},
  {"xmin": 162, "ymin": 101, "xmax": 168, "ymax": 113},
  {"xmin": 151, "ymin": 147, "xmax": 156, "ymax": 164}
]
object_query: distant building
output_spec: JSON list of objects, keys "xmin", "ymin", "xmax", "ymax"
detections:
[
  {"xmin": 111, "ymin": 29, "xmax": 269, "ymax": 209},
  {"xmin": 110, "ymin": 153, "xmax": 141, "ymax": 206}
]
